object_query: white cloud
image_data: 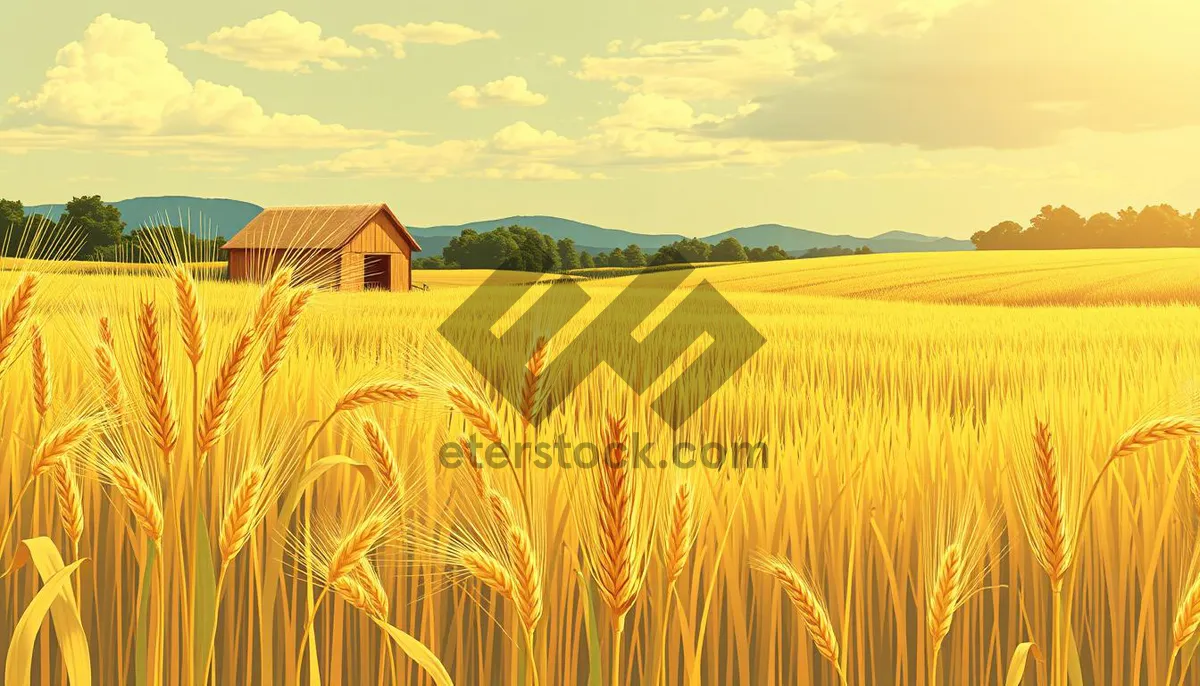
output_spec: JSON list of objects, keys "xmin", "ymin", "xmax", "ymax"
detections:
[
  {"xmin": 4, "ymin": 15, "xmax": 403, "ymax": 152},
  {"xmin": 807, "ymin": 169, "xmax": 851, "ymax": 180},
  {"xmin": 353, "ymin": 21, "xmax": 498, "ymax": 58},
  {"xmin": 449, "ymin": 76, "xmax": 548, "ymax": 109},
  {"xmin": 483, "ymin": 163, "xmax": 581, "ymax": 180},
  {"xmin": 577, "ymin": 38, "xmax": 806, "ymax": 100},
  {"xmin": 263, "ymin": 138, "xmax": 487, "ymax": 181},
  {"xmin": 491, "ymin": 122, "xmax": 576, "ymax": 154},
  {"xmin": 695, "ymin": 7, "xmax": 731, "ymax": 22},
  {"xmin": 606, "ymin": 39, "xmax": 624, "ymax": 54},
  {"xmin": 184, "ymin": 12, "xmax": 367, "ymax": 72},
  {"xmin": 545, "ymin": 54, "xmax": 567, "ymax": 67}
]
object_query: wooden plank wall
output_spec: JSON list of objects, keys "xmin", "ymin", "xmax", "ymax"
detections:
[{"xmin": 341, "ymin": 211, "xmax": 412, "ymax": 291}]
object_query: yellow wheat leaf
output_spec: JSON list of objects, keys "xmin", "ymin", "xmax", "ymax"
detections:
[
  {"xmin": 5, "ymin": 552, "xmax": 87, "ymax": 686},
  {"xmin": 371, "ymin": 617, "xmax": 454, "ymax": 686}
]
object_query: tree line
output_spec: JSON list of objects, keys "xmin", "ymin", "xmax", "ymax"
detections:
[
  {"xmin": 413, "ymin": 226, "xmax": 798, "ymax": 271},
  {"xmin": 972, "ymin": 204, "xmax": 1200, "ymax": 250},
  {"xmin": 1, "ymin": 195, "xmax": 227, "ymax": 261}
]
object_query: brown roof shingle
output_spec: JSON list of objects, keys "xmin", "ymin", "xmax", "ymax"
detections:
[{"xmin": 221, "ymin": 204, "xmax": 421, "ymax": 251}]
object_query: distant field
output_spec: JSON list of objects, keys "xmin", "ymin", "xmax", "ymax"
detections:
[
  {"xmin": 591, "ymin": 248, "xmax": 1200, "ymax": 306},
  {"xmin": 412, "ymin": 268, "xmax": 579, "ymax": 288}
]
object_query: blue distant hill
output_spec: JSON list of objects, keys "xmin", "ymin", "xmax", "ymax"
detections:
[
  {"xmin": 21, "ymin": 197, "xmax": 973, "ymax": 254},
  {"xmin": 25, "ymin": 196, "xmax": 263, "ymax": 238}
]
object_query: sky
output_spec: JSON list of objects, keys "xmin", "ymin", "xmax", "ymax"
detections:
[{"xmin": 2, "ymin": 0, "xmax": 1200, "ymax": 238}]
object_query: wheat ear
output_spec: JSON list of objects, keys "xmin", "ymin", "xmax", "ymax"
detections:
[
  {"xmin": 136, "ymin": 301, "xmax": 178, "ymax": 459},
  {"xmin": 1110, "ymin": 416, "xmax": 1200, "ymax": 460},
  {"xmin": 261, "ymin": 287, "xmax": 313, "ymax": 383},
  {"xmin": 460, "ymin": 550, "xmax": 516, "ymax": 599},
  {"xmin": 53, "ymin": 460, "xmax": 84, "ymax": 545},
  {"xmin": 487, "ymin": 489, "xmax": 515, "ymax": 530},
  {"xmin": 596, "ymin": 414, "xmax": 637, "ymax": 626},
  {"xmin": 108, "ymin": 461, "xmax": 163, "ymax": 541},
  {"xmin": 1030, "ymin": 421, "xmax": 1072, "ymax": 591},
  {"xmin": 326, "ymin": 515, "xmax": 389, "ymax": 586},
  {"xmin": 335, "ymin": 381, "xmax": 418, "ymax": 412},
  {"xmin": 98, "ymin": 316, "xmax": 114, "ymax": 348},
  {"xmin": 520, "ymin": 336, "xmax": 547, "ymax": 425},
  {"xmin": 251, "ymin": 267, "xmax": 294, "ymax": 337},
  {"xmin": 351, "ymin": 561, "xmax": 390, "ymax": 621},
  {"xmin": 196, "ymin": 329, "xmax": 255, "ymax": 454},
  {"xmin": 219, "ymin": 466, "xmax": 266, "ymax": 565},
  {"xmin": 95, "ymin": 344, "xmax": 124, "ymax": 412},
  {"xmin": 461, "ymin": 436, "xmax": 488, "ymax": 498},
  {"xmin": 31, "ymin": 417, "xmax": 97, "ymax": 478},
  {"xmin": 508, "ymin": 524, "xmax": 543, "ymax": 632},
  {"xmin": 31, "ymin": 322, "xmax": 50, "ymax": 417},
  {"xmin": 446, "ymin": 386, "xmax": 504, "ymax": 446},
  {"xmin": 0, "ymin": 272, "xmax": 38, "ymax": 370},
  {"xmin": 172, "ymin": 265, "xmax": 206, "ymax": 367},
  {"xmin": 361, "ymin": 417, "xmax": 404, "ymax": 500},
  {"xmin": 927, "ymin": 543, "xmax": 965, "ymax": 651},
  {"xmin": 664, "ymin": 481, "xmax": 696, "ymax": 585},
  {"xmin": 758, "ymin": 556, "xmax": 842, "ymax": 675}
]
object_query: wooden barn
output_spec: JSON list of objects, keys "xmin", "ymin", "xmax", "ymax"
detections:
[{"xmin": 222, "ymin": 204, "xmax": 421, "ymax": 292}]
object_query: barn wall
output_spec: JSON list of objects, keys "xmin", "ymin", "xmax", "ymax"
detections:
[
  {"xmin": 341, "ymin": 211, "xmax": 413, "ymax": 292},
  {"xmin": 228, "ymin": 248, "xmax": 340, "ymax": 286},
  {"xmin": 340, "ymin": 251, "xmax": 364, "ymax": 292}
]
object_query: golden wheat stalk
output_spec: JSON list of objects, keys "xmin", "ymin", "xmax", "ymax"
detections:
[
  {"xmin": 520, "ymin": 336, "xmax": 547, "ymax": 426},
  {"xmin": 351, "ymin": 561, "xmax": 390, "ymax": 621},
  {"xmin": 196, "ymin": 329, "xmax": 255, "ymax": 454},
  {"xmin": 260, "ymin": 287, "xmax": 313, "ymax": 383},
  {"xmin": 136, "ymin": 301, "xmax": 178, "ymax": 459},
  {"xmin": 172, "ymin": 265, "xmax": 206, "ymax": 367},
  {"xmin": 1029, "ymin": 420, "xmax": 1073, "ymax": 591},
  {"xmin": 446, "ymin": 385, "xmax": 503, "ymax": 446},
  {"xmin": 1189, "ymin": 439, "xmax": 1200, "ymax": 517},
  {"xmin": 508, "ymin": 524, "xmax": 543, "ymax": 632},
  {"xmin": 98, "ymin": 315, "xmax": 114, "ymax": 348},
  {"xmin": 335, "ymin": 380, "xmax": 419, "ymax": 412},
  {"xmin": 663, "ymin": 481, "xmax": 696, "ymax": 586},
  {"xmin": 53, "ymin": 460, "xmax": 84, "ymax": 545},
  {"xmin": 31, "ymin": 322, "xmax": 50, "ymax": 418},
  {"xmin": 487, "ymin": 489, "xmax": 515, "ymax": 530},
  {"xmin": 1110, "ymin": 416, "xmax": 1200, "ymax": 460},
  {"xmin": 251, "ymin": 267, "xmax": 294, "ymax": 337},
  {"xmin": 927, "ymin": 543, "xmax": 964, "ymax": 651},
  {"xmin": 95, "ymin": 343, "xmax": 124, "ymax": 411},
  {"xmin": 595, "ymin": 414, "xmax": 637, "ymax": 626},
  {"xmin": 31, "ymin": 417, "xmax": 97, "ymax": 478},
  {"xmin": 219, "ymin": 466, "xmax": 266, "ymax": 565},
  {"xmin": 361, "ymin": 417, "xmax": 404, "ymax": 500},
  {"xmin": 0, "ymin": 272, "xmax": 38, "ymax": 371},
  {"xmin": 756, "ymin": 555, "xmax": 843, "ymax": 682},
  {"xmin": 459, "ymin": 549, "xmax": 516, "ymax": 599},
  {"xmin": 460, "ymin": 435, "xmax": 488, "ymax": 499},
  {"xmin": 326, "ymin": 515, "xmax": 390, "ymax": 587},
  {"xmin": 108, "ymin": 461, "xmax": 164, "ymax": 541}
]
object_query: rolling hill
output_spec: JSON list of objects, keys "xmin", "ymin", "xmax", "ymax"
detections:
[
  {"xmin": 26, "ymin": 196, "xmax": 263, "ymax": 238},
  {"xmin": 20, "ymin": 196, "xmax": 973, "ymax": 255}
]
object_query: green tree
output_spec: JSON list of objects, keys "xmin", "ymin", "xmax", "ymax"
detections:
[
  {"xmin": 62, "ymin": 195, "xmax": 124, "ymax": 259},
  {"xmin": 557, "ymin": 238, "xmax": 581, "ymax": 270},
  {"xmin": 594, "ymin": 251, "xmax": 609, "ymax": 267},
  {"xmin": 605, "ymin": 248, "xmax": 626, "ymax": 268},
  {"xmin": 971, "ymin": 220, "xmax": 1024, "ymax": 250},
  {"xmin": 579, "ymin": 251, "xmax": 595, "ymax": 268},
  {"xmin": 710, "ymin": 237, "xmax": 748, "ymax": 262},
  {"xmin": 621, "ymin": 244, "xmax": 647, "ymax": 267}
]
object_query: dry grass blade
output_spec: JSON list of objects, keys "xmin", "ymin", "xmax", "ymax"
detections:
[
  {"xmin": 0, "ymin": 272, "xmax": 38, "ymax": 371},
  {"xmin": 136, "ymin": 300, "xmax": 178, "ymax": 458},
  {"xmin": 172, "ymin": 265, "xmax": 206, "ymax": 366},
  {"xmin": 196, "ymin": 329, "xmax": 255, "ymax": 454},
  {"xmin": 459, "ymin": 550, "xmax": 516, "ymax": 599},
  {"xmin": 335, "ymin": 380, "xmax": 418, "ymax": 413},
  {"xmin": 461, "ymin": 435, "xmax": 488, "ymax": 499},
  {"xmin": 1189, "ymin": 439, "xmax": 1200, "ymax": 517}
]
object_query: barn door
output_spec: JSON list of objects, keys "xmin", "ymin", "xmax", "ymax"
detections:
[{"xmin": 363, "ymin": 254, "xmax": 392, "ymax": 290}]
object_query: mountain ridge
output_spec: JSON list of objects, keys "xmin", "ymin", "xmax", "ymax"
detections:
[{"xmin": 20, "ymin": 196, "xmax": 973, "ymax": 254}]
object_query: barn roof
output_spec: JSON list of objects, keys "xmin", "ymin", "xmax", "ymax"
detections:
[{"xmin": 221, "ymin": 204, "xmax": 421, "ymax": 252}]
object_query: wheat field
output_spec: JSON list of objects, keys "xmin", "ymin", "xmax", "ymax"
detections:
[{"xmin": 3, "ymin": 249, "xmax": 1200, "ymax": 685}]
